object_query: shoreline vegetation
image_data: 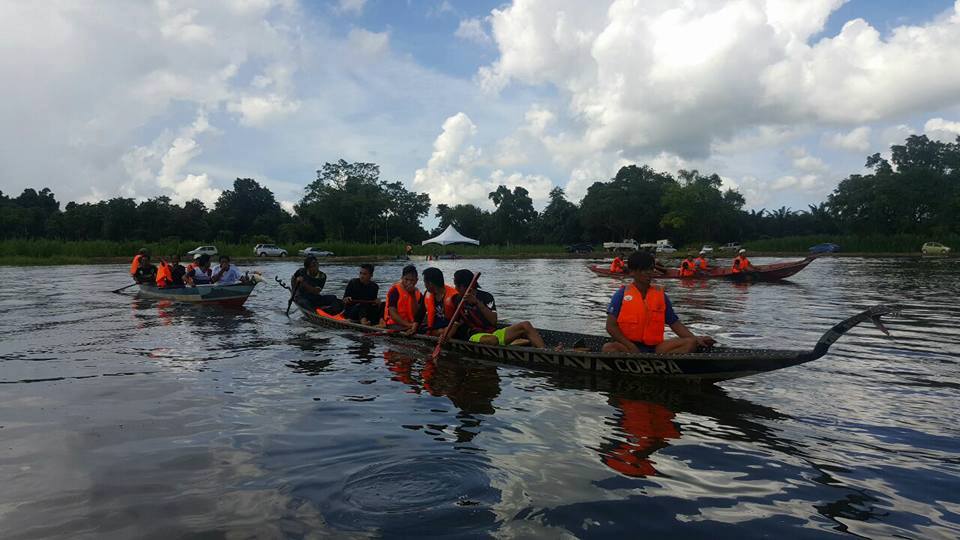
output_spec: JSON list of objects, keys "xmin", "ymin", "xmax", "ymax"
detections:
[
  {"xmin": 2, "ymin": 135, "xmax": 957, "ymax": 267},
  {"xmin": 1, "ymin": 235, "xmax": 954, "ymax": 266}
]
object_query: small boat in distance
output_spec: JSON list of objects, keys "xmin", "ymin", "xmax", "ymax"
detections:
[
  {"xmin": 589, "ymin": 256, "xmax": 817, "ymax": 282},
  {"xmin": 293, "ymin": 298, "xmax": 898, "ymax": 384},
  {"xmin": 137, "ymin": 275, "xmax": 263, "ymax": 307}
]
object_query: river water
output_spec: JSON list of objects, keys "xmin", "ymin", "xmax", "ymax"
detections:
[{"xmin": 1, "ymin": 257, "xmax": 958, "ymax": 539}]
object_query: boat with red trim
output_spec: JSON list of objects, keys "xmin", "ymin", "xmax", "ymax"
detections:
[{"xmin": 588, "ymin": 256, "xmax": 817, "ymax": 282}]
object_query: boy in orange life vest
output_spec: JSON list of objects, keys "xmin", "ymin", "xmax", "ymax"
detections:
[
  {"xmin": 694, "ymin": 250, "xmax": 710, "ymax": 273},
  {"xmin": 602, "ymin": 251, "xmax": 715, "ymax": 354},
  {"xmin": 731, "ymin": 248, "xmax": 756, "ymax": 274},
  {"xmin": 421, "ymin": 267, "xmax": 458, "ymax": 336},
  {"xmin": 384, "ymin": 265, "xmax": 423, "ymax": 335}
]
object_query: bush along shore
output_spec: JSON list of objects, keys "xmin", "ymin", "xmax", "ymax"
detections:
[{"xmin": 1, "ymin": 236, "xmax": 955, "ymax": 266}]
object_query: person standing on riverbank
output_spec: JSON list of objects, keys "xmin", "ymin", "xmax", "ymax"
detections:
[
  {"xmin": 343, "ymin": 263, "xmax": 380, "ymax": 325},
  {"xmin": 602, "ymin": 251, "xmax": 714, "ymax": 354}
]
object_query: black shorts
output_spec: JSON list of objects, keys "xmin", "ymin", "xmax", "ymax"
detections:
[{"xmin": 632, "ymin": 342, "xmax": 657, "ymax": 353}]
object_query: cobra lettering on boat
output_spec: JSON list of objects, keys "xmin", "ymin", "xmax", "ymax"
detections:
[{"xmin": 614, "ymin": 357, "xmax": 683, "ymax": 375}]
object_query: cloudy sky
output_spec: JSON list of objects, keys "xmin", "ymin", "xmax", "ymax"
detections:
[{"xmin": 3, "ymin": 0, "xmax": 960, "ymax": 217}]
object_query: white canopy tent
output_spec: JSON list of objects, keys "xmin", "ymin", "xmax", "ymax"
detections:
[{"xmin": 421, "ymin": 225, "xmax": 479, "ymax": 246}]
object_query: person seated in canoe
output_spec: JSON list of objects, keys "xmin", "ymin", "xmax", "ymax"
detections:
[
  {"xmin": 155, "ymin": 254, "xmax": 186, "ymax": 288},
  {"xmin": 610, "ymin": 256, "xmax": 625, "ymax": 274},
  {"xmin": 693, "ymin": 250, "xmax": 710, "ymax": 274},
  {"xmin": 383, "ymin": 264, "xmax": 422, "ymax": 334},
  {"xmin": 451, "ymin": 269, "xmax": 547, "ymax": 348},
  {"xmin": 131, "ymin": 252, "xmax": 157, "ymax": 284},
  {"xmin": 294, "ymin": 255, "xmax": 343, "ymax": 313},
  {"xmin": 421, "ymin": 267, "xmax": 458, "ymax": 337},
  {"xmin": 343, "ymin": 263, "xmax": 381, "ymax": 325},
  {"xmin": 731, "ymin": 248, "xmax": 756, "ymax": 274},
  {"xmin": 185, "ymin": 254, "xmax": 213, "ymax": 286},
  {"xmin": 211, "ymin": 255, "xmax": 243, "ymax": 285},
  {"xmin": 678, "ymin": 255, "xmax": 696, "ymax": 278},
  {"xmin": 130, "ymin": 248, "xmax": 150, "ymax": 281},
  {"xmin": 602, "ymin": 251, "xmax": 715, "ymax": 354}
]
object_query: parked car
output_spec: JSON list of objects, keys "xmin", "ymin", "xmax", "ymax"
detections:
[
  {"xmin": 254, "ymin": 244, "xmax": 287, "ymax": 257},
  {"xmin": 922, "ymin": 242, "xmax": 952, "ymax": 255},
  {"xmin": 299, "ymin": 247, "xmax": 334, "ymax": 257},
  {"xmin": 700, "ymin": 245, "xmax": 714, "ymax": 254},
  {"xmin": 809, "ymin": 243, "xmax": 841, "ymax": 254},
  {"xmin": 718, "ymin": 242, "xmax": 741, "ymax": 252},
  {"xmin": 187, "ymin": 245, "xmax": 218, "ymax": 257},
  {"xmin": 655, "ymin": 240, "xmax": 677, "ymax": 254},
  {"xmin": 565, "ymin": 242, "xmax": 594, "ymax": 254}
]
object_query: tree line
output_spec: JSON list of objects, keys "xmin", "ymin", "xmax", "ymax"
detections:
[{"xmin": 2, "ymin": 134, "xmax": 958, "ymax": 247}]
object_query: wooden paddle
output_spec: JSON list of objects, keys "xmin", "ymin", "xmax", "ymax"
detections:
[
  {"xmin": 111, "ymin": 282, "xmax": 138, "ymax": 294},
  {"xmin": 430, "ymin": 271, "xmax": 480, "ymax": 362}
]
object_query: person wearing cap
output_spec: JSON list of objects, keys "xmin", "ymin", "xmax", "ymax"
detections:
[
  {"xmin": 451, "ymin": 269, "xmax": 547, "ymax": 348},
  {"xmin": 693, "ymin": 250, "xmax": 710, "ymax": 274},
  {"xmin": 384, "ymin": 265, "xmax": 422, "ymax": 334},
  {"xmin": 731, "ymin": 248, "xmax": 756, "ymax": 274},
  {"xmin": 602, "ymin": 251, "xmax": 715, "ymax": 354}
]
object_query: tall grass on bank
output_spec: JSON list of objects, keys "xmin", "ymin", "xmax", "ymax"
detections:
[
  {"xmin": 744, "ymin": 234, "xmax": 960, "ymax": 253},
  {"xmin": 0, "ymin": 239, "xmax": 569, "ymax": 261}
]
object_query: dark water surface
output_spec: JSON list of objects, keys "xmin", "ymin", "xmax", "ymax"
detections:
[{"xmin": 1, "ymin": 257, "xmax": 959, "ymax": 539}]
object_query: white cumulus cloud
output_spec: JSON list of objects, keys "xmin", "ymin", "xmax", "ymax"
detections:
[
  {"xmin": 824, "ymin": 126, "xmax": 872, "ymax": 152},
  {"xmin": 455, "ymin": 18, "xmax": 492, "ymax": 44},
  {"xmin": 924, "ymin": 117, "xmax": 960, "ymax": 142}
]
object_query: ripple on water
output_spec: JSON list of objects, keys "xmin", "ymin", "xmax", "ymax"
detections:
[{"xmin": 315, "ymin": 453, "xmax": 500, "ymax": 534}]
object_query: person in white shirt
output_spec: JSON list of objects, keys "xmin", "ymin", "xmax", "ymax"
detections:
[{"xmin": 211, "ymin": 255, "xmax": 243, "ymax": 285}]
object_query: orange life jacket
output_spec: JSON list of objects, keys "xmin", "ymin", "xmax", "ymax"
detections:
[
  {"xmin": 155, "ymin": 263, "xmax": 173, "ymax": 288},
  {"xmin": 732, "ymin": 255, "xmax": 750, "ymax": 273},
  {"xmin": 616, "ymin": 284, "xmax": 666, "ymax": 346},
  {"xmin": 425, "ymin": 284, "xmax": 458, "ymax": 329},
  {"xmin": 679, "ymin": 259, "xmax": 695, "ymax": 278},
  {"xmin": 130, "ymin": 254, "xmax": 143, "ymax": 275},
  {"xmin": 384, "ymin": 283, "xmax": 422, "ymax": 326},
  {"xmin": 694, "ymin": 256, "xmax": 709, "ymax": 270},
  {"xmin": 610, "ymin": 257, "xmax": 625, "ymax": 273}
]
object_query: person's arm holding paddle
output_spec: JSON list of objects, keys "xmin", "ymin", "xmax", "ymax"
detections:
[{"xmin": 431, "ymin": 271, "xmax": 480, "ymax": 361}]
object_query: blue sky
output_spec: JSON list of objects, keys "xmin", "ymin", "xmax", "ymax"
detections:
[{"xmin": 2, "ymin": 0, "xmax": 959, "ymax": 221}]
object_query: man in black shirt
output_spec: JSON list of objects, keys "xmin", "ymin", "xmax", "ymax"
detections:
[
  {"xmin": 132, "ymin": 254, "xmax": 157, "ymax": 284},
  {"xmin": 452, "ymin": 269, "xmax": 546, "ymax": 348},
  {"xmin": 342, "ymin": 263, "xmax": 380, "ymax": 324},
  {"xmin": 294, "ymin": 256, "xmax": 343, "ymax": 314},
  {"xmin": 169, "ymin": 254, "xmax": 186, "ymax": 287}
]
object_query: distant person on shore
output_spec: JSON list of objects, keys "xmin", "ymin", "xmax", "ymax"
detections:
[
  {"xmin": 602, "ymin": 251, "xmax": 715, "ymax": 354},
  {"xmin": 731, "ymin": 248, "xmax": 756, "ymax": 274},
  {"xmin": 383, "ymin": 265, "xmax": 422, "ymax": 334},
  {"xmin": 450, "ymin": 269, "xmax": 547, "ymax": 348},
  {"xmin": 694, "ymin": 250, "xmax": 710, "ymax": 274},
  {"xmin": 610, "ymin": 256, "xmax": 625, "ymax": 274},
  {"xmin": 421, "ymin": 267, "xmax": 458, "ymax": 336},
  {"xmin": 294, "ymin": 256, "xmax": 342, "ymax": 313},
  {"xmin": 343, "ymin": 263, "xmax": 381, "ymax": 325},
  {"xmin": 212, "ymin": 255, "xmax": 243, "ymax": 285},
  {"xmin": 185, "ymin": 254, "xmax": 213, "ymax": 285},
  {"xmin": 132, "ymin": 252, "xmax": 157, "ymax": 284}
]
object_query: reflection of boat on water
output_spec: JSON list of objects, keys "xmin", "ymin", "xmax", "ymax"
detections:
[
  {"xmin": 295, "ymin": 298, "xmax": 899, "ymax": 383},
  {"xmin": 136, "ymin": 278, "xmax": 262, "ymax": 307},
  {"xmin": 588, "ymin": 256, "xmax": 817, "ymax": 282}
]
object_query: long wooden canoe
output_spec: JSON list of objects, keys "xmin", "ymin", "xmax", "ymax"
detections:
[
  {"xmin": 294, "ymin": 299, "xmax": 899, "ymax": 384},
  {"xmin": 588, "ymin": 256, "xmax": 816, "ymax": 282},
  {"xmin": 137, "ymin": 280, "xmax": 260, "ymax": 307}
]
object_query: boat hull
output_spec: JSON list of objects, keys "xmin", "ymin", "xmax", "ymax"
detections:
[
  {"xmin": 137, "ymin": 283, "xmax": 257, "ymax": 307},
  {"xmin": 589, "ymin": 256, "xmax": 816, "ymax": 282},
  {"xmin": 295, "ymin": 301, "xmax": 818, "ymax": 383}
]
